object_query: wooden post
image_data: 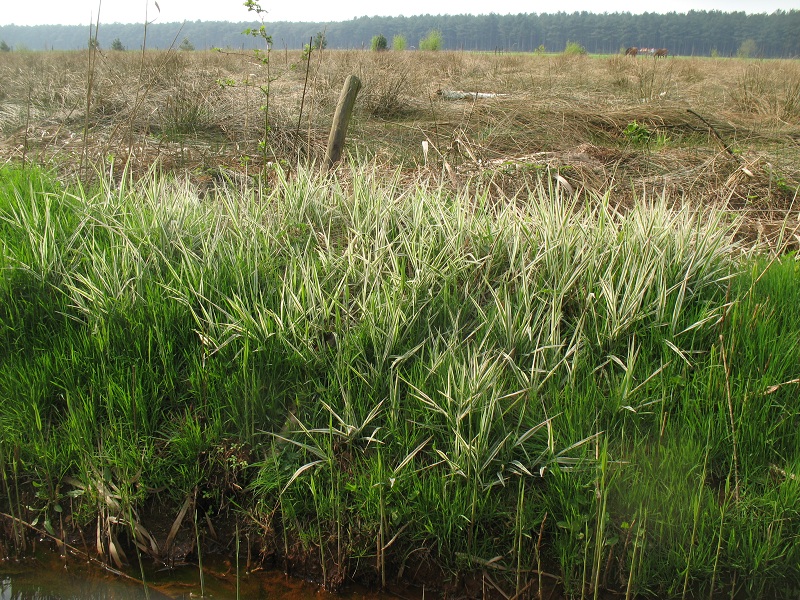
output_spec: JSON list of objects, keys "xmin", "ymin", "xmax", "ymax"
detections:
[{"xmin": 324, "ymin": 75, "xmax": 361, "ymax": 172}]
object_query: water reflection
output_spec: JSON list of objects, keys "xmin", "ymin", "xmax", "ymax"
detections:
[
  {"xmin": 0, "ymin": 555, "xmax": 393, "ymax": 600},
  {"xmin": 0, "ymin": 568, "xmax": 170, "ymax": 600},
  {"xmin": 0, "ymin": 561, "xmax": 169, "ymax": 600}
]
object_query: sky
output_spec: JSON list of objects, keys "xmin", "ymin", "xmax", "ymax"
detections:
[{"xmin": 0, "ymin": 0, "xmax": 795, "ymax": 26}]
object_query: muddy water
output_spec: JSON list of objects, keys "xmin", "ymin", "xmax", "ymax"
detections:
[{"xmin": 0, "ymin": 553, "xmax": 397, "ymax": 600}]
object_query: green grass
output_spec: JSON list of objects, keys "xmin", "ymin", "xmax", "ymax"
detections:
[{"xmin": 1, "ymin": 163, "xmax": 799, "ymax": 598}]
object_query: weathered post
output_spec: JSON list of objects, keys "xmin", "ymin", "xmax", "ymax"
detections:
[{"xmin": 324, "ymin": 75, "xmax": 361, "ymax": 172}]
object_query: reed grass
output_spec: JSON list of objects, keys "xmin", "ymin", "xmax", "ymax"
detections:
[{"xmin": 1, "ymin": 163, "xmax": 800, "ymax": 598}]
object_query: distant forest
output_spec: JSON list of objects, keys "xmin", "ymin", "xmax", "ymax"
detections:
[{"xmin": 1, "ymin": 10, "xmax": 798, "ymax": 57}]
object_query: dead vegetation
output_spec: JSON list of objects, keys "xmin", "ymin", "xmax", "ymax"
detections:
[{"xmin": 0, "ymin": 48, "xmax": 798, "ymax": 247}]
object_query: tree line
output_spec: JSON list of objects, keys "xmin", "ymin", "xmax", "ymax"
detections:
[{"xmin": 1, "ymin": 10, "xmax": 798, "ymax": 57}]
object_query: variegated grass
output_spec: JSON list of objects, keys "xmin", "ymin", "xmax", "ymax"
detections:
[{"xmin": 1, "ymin": 163, "xmax": 799, "ymax": 598}]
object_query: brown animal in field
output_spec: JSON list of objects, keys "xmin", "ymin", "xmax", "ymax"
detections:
[
  {"xmin": 654, "ymin": 48, "xmax": 668, "ymax": 58},
  {"xmin": 625, "ymin": 46, "xmax": 638, "ymax": 57}
]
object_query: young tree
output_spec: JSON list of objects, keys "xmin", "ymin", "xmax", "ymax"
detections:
[
  {"xmin": 179, "ymin": 37, "xmax": 195, "ymax": 51},
  {"xmin": 737, "ymin": 38, "xmax": 758, "ymax": 58},
  {"xmin": 111, "ymin": 38, "xmax": 125, "ymax": 51},
  {"xmin": 0, "ymin": 40, "xmax": 10, "ymax": 52},
  {"xmin": 371, "ymin": 34, "xmax": 388, "ymax": 51},
  {"xmin": 392, "ymin": 34, "xmax": 407, "ymax": 51},
  {"xmin": 241, "ymin": 0, "xmax": 274, "ymax": 170},
  {"xmin": 313, "ymin": 31, "xmax": 327, "ymax": 50},
  {"xmin": 419, "ymin": 29, "xmax": 443, "ymax": 51},
  {"xmin": 563, "ymin": 40, "xmax": 587, "ymax": 55}
]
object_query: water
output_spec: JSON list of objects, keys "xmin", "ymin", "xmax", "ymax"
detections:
[{"xmin": 0, "ymin": 553, "xmax": 393, "ymax": 600}]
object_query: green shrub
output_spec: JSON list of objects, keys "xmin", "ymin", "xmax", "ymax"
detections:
[
  {"xmin": 419, "ymin": 29, "xmax": 443, "ymax": 51},
  {"xmin": 371, "ymin": 34, "xmax": 388, "ymax": 51},
  {"xmin": 564, "ymin": 40, "xmax": 587, "ymax": 56},
  {"xmin": 737, "ymin": 38, "xmax": 757, "ymax": 58},
  {"xmin": 622, "ymin": 120, "xmax": 651, "ymax": 145}
]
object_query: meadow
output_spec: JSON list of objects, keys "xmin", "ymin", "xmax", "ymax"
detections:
[{"xmin": 1, "ymin": 47, "xmax": 800, "ymax": 599}]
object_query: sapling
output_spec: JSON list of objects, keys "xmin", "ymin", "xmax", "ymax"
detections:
[
  {"xmin": 242, "ymin": 0, "xmax": 273, "ymax": 172},
  {"xmin": 313, "ymin": 31, "xmax": 327, "ymax": 50},
  {"xmin": 371, "ymin": 34, "xmax": 388, "ymax": 52},
  {"xmin": 82, "ymin": 5, "xmax": 101, "ymax": 179},
  {"xmin": 213, "ymin": 1, "xmax": 285, "ymax": 173},
  {"xmin": 296, "ymin": 37, "xmax": 313, "ymax": 141}
]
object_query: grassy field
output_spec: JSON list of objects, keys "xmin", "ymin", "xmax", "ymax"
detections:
[
  {"xmin": 1, "ymin": 49, "xmax": 798, "ymax": 220},
  {"xmin": 1, "ymin": 48, "xmax": 800, "ymax": 599}
]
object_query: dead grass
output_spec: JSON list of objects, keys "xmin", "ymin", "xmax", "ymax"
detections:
[{"xmin": 1, "ymin": 49, "xmax": 798, "ymax": 247}]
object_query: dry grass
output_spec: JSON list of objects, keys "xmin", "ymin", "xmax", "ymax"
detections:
[{"xmin": 1, "ymin": 49, "xmax": 799, "ymax": 245}]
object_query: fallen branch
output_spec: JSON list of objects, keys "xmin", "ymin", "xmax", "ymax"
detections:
[
  {"xmin": 438, "ymin": 89, "xmax": 508, "ymax": 100},
  {"xmin": 686, "ymin": 109, "xmax": 740, "ymax": 162},
  {"xmin": 764, "ymin": 378, "xmax": 800, "ymax": 395},
  {"xmin": 0, "ymin": 511, "xmax": 141, "ymax": 584},
  {"xmin": 455, "ymin": 552, "xmax": 561, "ymax": 580}
]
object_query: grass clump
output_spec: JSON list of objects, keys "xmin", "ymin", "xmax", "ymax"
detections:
[{"xmin": 2, "ymin": 163, "xmax": 800, "ymax": 598}]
